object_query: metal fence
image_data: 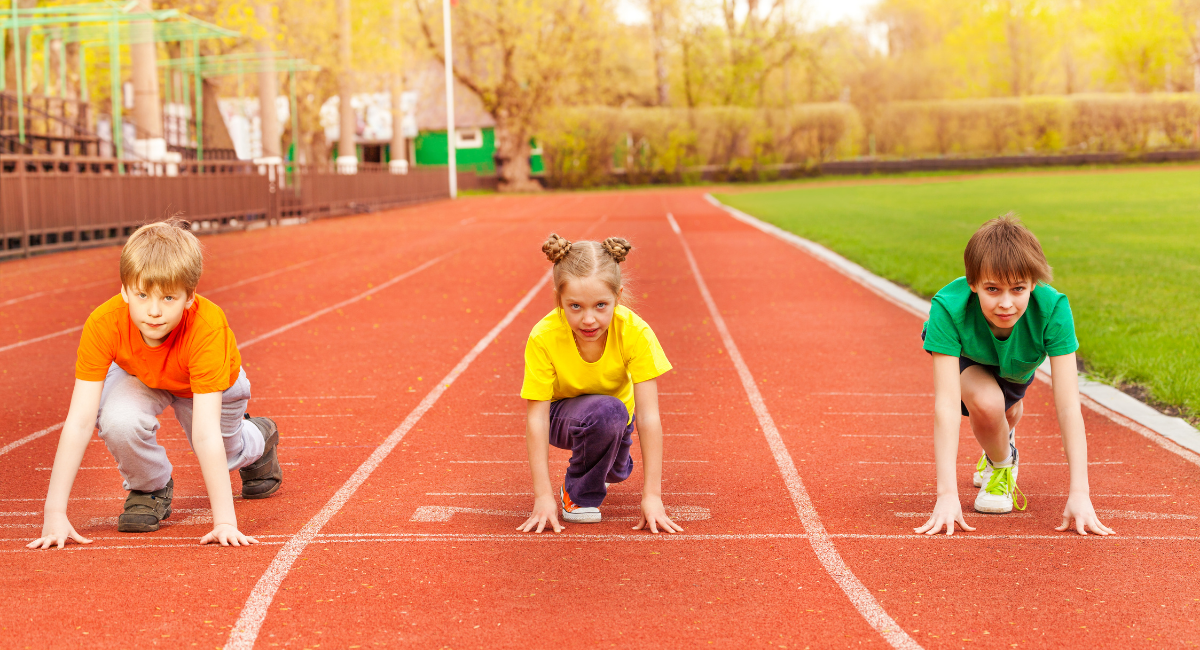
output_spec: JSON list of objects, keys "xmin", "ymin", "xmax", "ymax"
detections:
[{"xmin": 0, "ymin": 155, "xmax": 460, "ymax": 260}]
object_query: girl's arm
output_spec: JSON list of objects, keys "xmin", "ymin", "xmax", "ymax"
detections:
[
  {"xmin": 193, "ymin": 392, "xmax": 257, "ymax": 546},
  {"xmin": 518, "ymin": 399, "xmax": 562, "ymax": 533},
  {"xmin": 1048, "ymin": 353, "xmax": 1114, "ymax": 536},
  {"xmin": 27, "ymin": 379, "xmax": 103, "ymax": 550},
  {"xmin": 632, "ymin": 379, "xmax": 682, "ymax": 534},
  {"xmin": 915, "ymin": 353, "xmax": 976, "ymax": 536}
]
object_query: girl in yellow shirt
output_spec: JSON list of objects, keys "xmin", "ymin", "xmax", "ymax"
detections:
[{"xmin": 518, "ymin": 234, "xmax": 680, "ymax": 533}]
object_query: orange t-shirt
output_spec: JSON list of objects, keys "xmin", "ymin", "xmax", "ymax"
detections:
[{"xmin": 75, "ymin": 294, "xmax": 242, "ymax": 398}]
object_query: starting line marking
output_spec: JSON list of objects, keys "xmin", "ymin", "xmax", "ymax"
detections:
[
  {"xmin": 254, "ymin": 395, "xmax": 376, "ymax": 400},
  {"xmin": 225, "ymin": 264, "xmax": 559, "ymax": 650},
  {"xmin": 670, "ymin": 212, "xmax": 921, "ymax": 650},
  {"xmin": 15, "ymin": 531, "xmax": 1200, "ymax": 553},
  {"xmin": 409, "ymin": 505, "xmax": 712, "ymax": 522}
]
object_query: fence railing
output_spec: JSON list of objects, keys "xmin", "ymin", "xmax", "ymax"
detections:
[{"xmin": 1, "ymin": 155, "xmax": 461, "ymax": 260}]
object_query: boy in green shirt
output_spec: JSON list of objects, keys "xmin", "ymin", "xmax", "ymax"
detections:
[{"xmin": 916, "ymin": 215, "xmax": 1113, "ymax": 536}]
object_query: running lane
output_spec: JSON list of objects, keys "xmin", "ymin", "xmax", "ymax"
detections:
[
  {"xmin": 0, "ymin": 195, "xmax": 589, "ymax": 647},
  {"xmin": 234, "ymin": 192, "xmax": 896, "ymax": 650},
  {"xmin": 662, "ymin": 190, "xmax": 1200, "ymax": 649}
]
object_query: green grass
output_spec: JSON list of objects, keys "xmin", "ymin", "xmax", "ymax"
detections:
[{"xmin": 715, "ymin": 168, "xmax": 1200, "ymax": 418}]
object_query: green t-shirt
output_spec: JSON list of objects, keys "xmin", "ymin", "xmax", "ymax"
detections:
[{"xmin": 922, "ymin": 277, "xmax": 1079, "ymax": 383}]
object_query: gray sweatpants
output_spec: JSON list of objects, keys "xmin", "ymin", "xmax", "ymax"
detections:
[{"xmin": 96, "ymin": 363, "xmax": 266, "ymax": 492}]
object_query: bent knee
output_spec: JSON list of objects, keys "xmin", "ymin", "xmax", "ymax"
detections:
[
  {"xmin": 584, "ymin": 396, "xmax": 629, "ymax": 436},
  {"xmin": 964, "ymin": 394, "xmax": 1006, "ymax": 424},
  {"xmin": 97, "ymin": 409, "xmax": 159, "ymax": 443}
]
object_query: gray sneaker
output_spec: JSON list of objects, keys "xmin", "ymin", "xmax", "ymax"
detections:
[{"xmin": 240, "ymin": 416, "xmax": 282, "ymax": 499}]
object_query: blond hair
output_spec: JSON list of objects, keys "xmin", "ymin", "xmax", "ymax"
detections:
[
  {"xmin": 541, "ymin": 233, "xmax": 631, "ymax": 305},
  {"xmin": 964, "ymin": 213, "xmax": 1052, "ymax": 287},
  {"xmin": 120, "ymin": 218, "xmax": 204, "ymax": 296}
]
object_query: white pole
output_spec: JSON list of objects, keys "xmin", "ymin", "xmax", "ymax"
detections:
[{"xmin": 443, "ymin": 0, "xmax": 457, "ymax": 199}]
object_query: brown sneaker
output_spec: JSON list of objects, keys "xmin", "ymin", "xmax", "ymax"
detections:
[
  {"xmin": 118, "ymin": 478, "xmax": 174, "ymax": 533},
  {"xmin": 240, "ymin": 416, "xmax": 282, "ymax": 499}
]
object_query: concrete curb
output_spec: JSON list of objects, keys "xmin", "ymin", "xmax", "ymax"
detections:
[{"xmin": 702, "ymin": 192, "xmax": 1200, "ymax": 463}]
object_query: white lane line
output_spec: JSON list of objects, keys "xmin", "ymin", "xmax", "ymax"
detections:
[
  {"xmin": 204, "ymin": 255, "xmax": 333, "ymax": 295},
  {"xmin": 0, "ymin": 495, "xmax": 216, "ymax": 501},
  {"xmin": 423, "ymin": 492, "xmax": 718, "ymax": 496},
  {"xmin": 268, "ymin": 414, "xmax": 353, "ymax": 418},
  {"xmin": 0, "ymin": 325, "xmax": 84, "ymax": 353},
  {"xmin": 812, "ymin": 392, "xmax": 933, "ymax": 397},
  {"xmin": 668, "ymin": 212, "xmax": 920, "ymax": 650},
  {"xmin": 894, "ymin": 511, "xmax": 1033, "ymax": 518},
  {"xmin": 448, "ymin": 459, "xmax": 709, "ymax": 464},
  {"xmin": 824, "ymin": 412, "xmax": 1042, "ymax": 417},
  {"xmin": 882, "ymin": 493, "xmax": 1173, "ymax": 497},
  {"xmin": 0, "ymin": 422, "xmax": 64, "ymax": 457},
  {"xmin": 0, "ymin": 255, "xmax": 342, "ymax": 354},
  {"xmin": 238, "ymin": 251, "xmax": 452, "ymax": 349},
  {"xmin": 35, "ymin": 463, "xmax": 299, "ymax": 470},
  {"xmin": 1094, "ymin": 509, "xmax": 1196, "ymax": 520},
  {"xmin": 253, "ymin": 396, "xmax": 376, "ymax": 400},
  {"xmin": 841, "ymin": 434, "xmax": 1060, "ymax": 439},
  {"xmin": 0, "ymin": 512, "xmax": 41, "ymax": 516},
  {"xmin": 410, "ymin": 505, "xmax": 711, "ymax": 522},
  {"xmin": 0, "ymin": 279, "xmax": 112, "ymax": 308},
  {"xmin": 857, "ymin": 461, "xmax": 1124, "ymax": 466},
  {"xmin": 224, "ymin": 269, "xmax": 554, "ymax": 650},
  {"xmin": 17, "ymin": 532, "xmax": 1200, "ymax": 551}
]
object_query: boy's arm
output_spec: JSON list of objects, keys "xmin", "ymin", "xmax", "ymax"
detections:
[
  {"xmin": 632, "ymin": 379, "xmax": 682, "ymax": 534},
  {"xmin": 1048, "ymin": 353, "xmax": 1114, "ymax": 536},
  {"xmin": 916, "ymin": 353, "xmax": 976, "ymax": 536},
  {"xmin": 192, "ymin": 392, "xmax": 257, "ymax": 546},
  {"xmin": 518, "ymin": 399, "xmax": 562, "ymax": 533},
  {"xmin": 27, "ymin": 379, "xmax": 103, "ymax": 550}
]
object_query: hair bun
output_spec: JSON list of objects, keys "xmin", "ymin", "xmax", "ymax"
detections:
[
  {"xmin": 601, "ymin": 237, "xmax": 631, "ymax": 263},
  {"xmin": 542, "ymin": 233, "xmax": 572, "ymax": 264}
]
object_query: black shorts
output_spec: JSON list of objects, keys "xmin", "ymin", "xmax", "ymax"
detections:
[
  {"xmin": 957, "ymin": 356, "xmax": 1034, "ymax": 418},
  {"xmin": 921, "ymin": 328, "xmax": 1034, "ymax": 417}
]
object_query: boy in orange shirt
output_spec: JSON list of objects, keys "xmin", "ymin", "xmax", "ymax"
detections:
[{"xmin": 28, "ymin": 220, "xmax": 282, "ymax": 549}]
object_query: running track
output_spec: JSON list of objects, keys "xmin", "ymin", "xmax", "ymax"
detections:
[{"xmin": 1, "ymin": 188, "xmax": 1198, "ymax": 649}]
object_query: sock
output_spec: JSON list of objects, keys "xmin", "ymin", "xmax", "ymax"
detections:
[{"xmin": 989, "ymin": 444, "xmax": 1014, "ymax": 468}]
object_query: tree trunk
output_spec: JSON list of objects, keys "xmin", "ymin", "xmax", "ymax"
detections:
[
  {"xmin": 492, "ymin": 107, "xmax": 540, "ymax": 192},
  {"xmin": 255, "ymin": 3, "xmax": 282, "ymax": 160},
  {"xmin": 650, "ymin": 1, "xmax": 669, "ymax": 106},
  {"xmin": 336, "ymin": 0, "xmax": 356, "ymax": 171}
]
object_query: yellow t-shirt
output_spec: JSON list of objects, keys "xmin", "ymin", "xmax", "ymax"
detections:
[{"xmin": 520, "ymin": 306, "xmax": 672, "ymax": 422}]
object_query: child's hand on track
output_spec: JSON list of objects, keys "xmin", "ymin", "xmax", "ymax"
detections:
[
  {"xmin": 1056, "ymin": 493, "xmax": 1114, "ymax": 536},
  {"xmin": 915, "ymin": 494, "xmax": 975, "ymax": 535},
  {"xmin": 200, "ymin": 523, "xmax": 259, "ymax": 546},
  {"xmin": 518, "ymin": 494, "xmax": 563, "ymax": 533},
  {"xmin": 634, "ymin": 494, "xmax": 683, "ymax": 534},
  {"xmin": 27, "ymin": 513, "xmax": 92, "ymax": 549}
]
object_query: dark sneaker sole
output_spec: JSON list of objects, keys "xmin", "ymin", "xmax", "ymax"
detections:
[
  {"xmin": 117, "ymin": 508, "xmax": 172, "ymax": 533},
  {"xmin": 241, "ymin": 480, "xmax": 282, "ymax": 500}
]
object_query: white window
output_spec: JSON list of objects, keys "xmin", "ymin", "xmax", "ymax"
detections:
[{"xmin": 455, "ymin": 127, "xmax": 483, "ymax": 149}]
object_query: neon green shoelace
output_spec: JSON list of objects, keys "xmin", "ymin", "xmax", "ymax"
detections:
[
  {"xmin": 976, "ymin": 453, "xmax": 988, "ymax": 475},
  {"xmin": 984, "ymin": 465, "xmax": 1027, "ymax": 511}
]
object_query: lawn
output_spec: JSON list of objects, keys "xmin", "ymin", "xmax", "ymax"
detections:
[{"xmin": 715, "ymin": 168, "xmax": 1200, "ymax": 419}]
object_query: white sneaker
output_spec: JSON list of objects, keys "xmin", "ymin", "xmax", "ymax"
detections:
[
  {"xmin": 560, "ymin": 485, "xmax": 601, "ymax": 524},
  {"xmin": 973, "ymin": 427, "xmax": 1016, "ymax": 487},
  {"xmin": 974, "ymin": 444, "xmax": 1026, "ymax": 514}
]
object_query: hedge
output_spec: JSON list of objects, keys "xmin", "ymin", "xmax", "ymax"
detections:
[
  {"xmin": 535, "ymin": 94, "xmax": 1200, "ymax": 188},
  {"xmin": 537, "ymin": 104, "xmax": 861, "ymax": 188}
]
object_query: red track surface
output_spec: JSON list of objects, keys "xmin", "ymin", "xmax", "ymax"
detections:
[{"xmin": 1, "ymin": 188, "xmax": 1198, "ymax": 649}]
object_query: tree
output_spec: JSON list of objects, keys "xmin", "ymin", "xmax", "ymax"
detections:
[{"xmin": 414, "ymin": 0, "xmax": 619, "ymax": 191}]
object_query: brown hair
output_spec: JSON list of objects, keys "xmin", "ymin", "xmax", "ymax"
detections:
[
  {"xmin": 963, "ymin": 213, "xmax": 1052, "ymax": 287},
  {"xmin": 541, "ymin": 233, "xmax": 631, "ymax": 305},
  {"xmin": 120, "ymin": 218, "xmax": 204, "ymax": 296}
]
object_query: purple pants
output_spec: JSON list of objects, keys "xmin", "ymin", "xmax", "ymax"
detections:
[{"xmin": 549, "ymin": 394, "xmax": 635, "ymax": 508}]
